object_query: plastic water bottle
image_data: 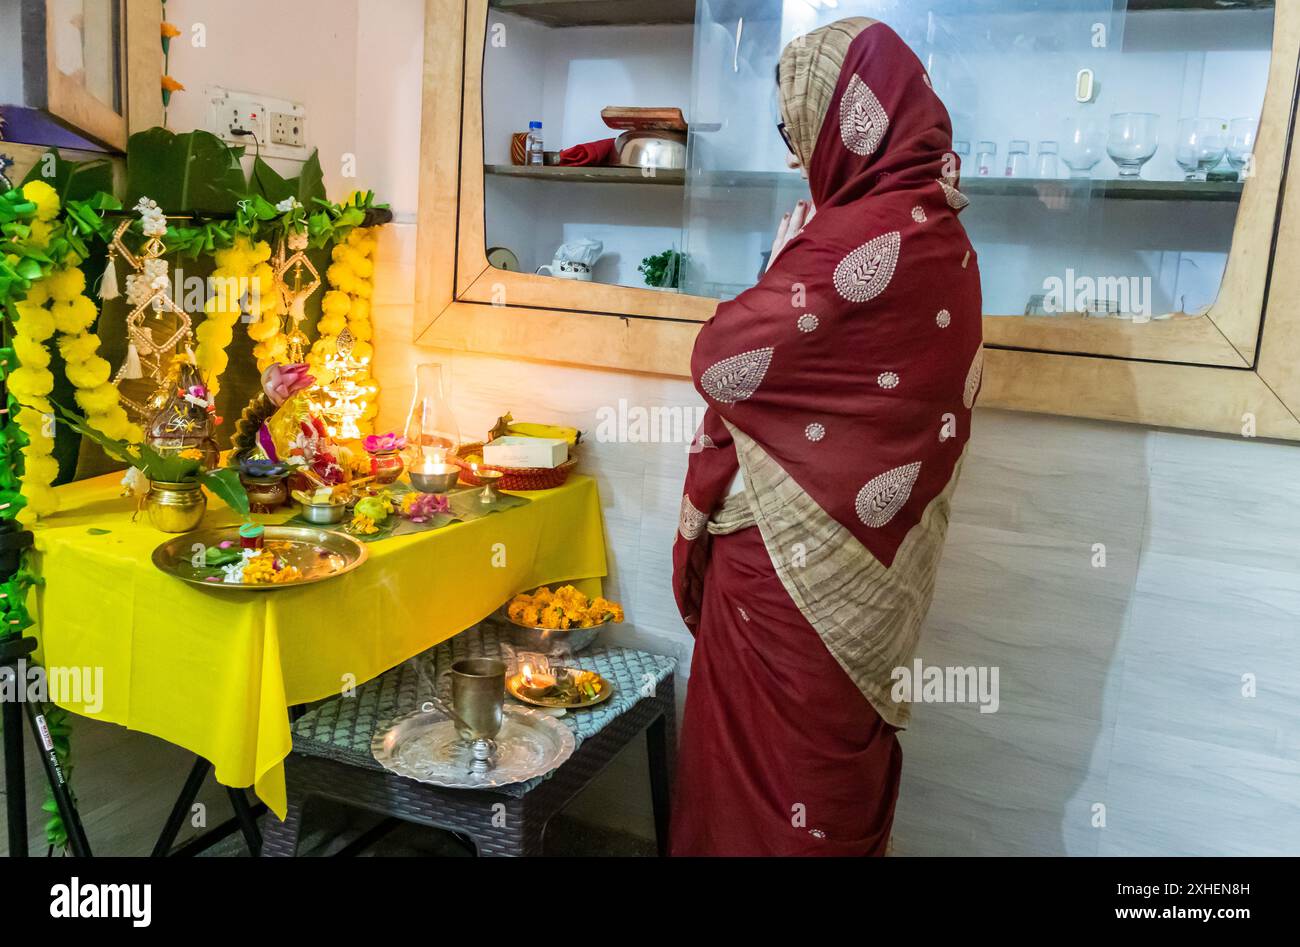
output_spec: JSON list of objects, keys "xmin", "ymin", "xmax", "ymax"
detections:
[{"xmin": 527, "ymin": 121, "xmax": 544, "ymax": 166}]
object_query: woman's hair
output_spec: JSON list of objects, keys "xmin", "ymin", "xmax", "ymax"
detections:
[{"xmin": 776, "ymin": 17, "xmax": 877, "ymax": 169}]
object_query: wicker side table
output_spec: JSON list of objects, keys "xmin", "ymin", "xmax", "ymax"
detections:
[{"xmin": 262, "ymin": 625, "xmax": 677, "ymax": 857}]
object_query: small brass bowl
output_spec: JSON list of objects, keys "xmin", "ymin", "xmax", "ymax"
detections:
[
  {"xmin": 410, "ymin": 464, "xmax": 459, "ymax": 493},
  {"xmin": 300, "ymin": 502, "xmax": 348, "ymax": 525}
]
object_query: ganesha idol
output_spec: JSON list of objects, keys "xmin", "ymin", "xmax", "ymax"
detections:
[{"xmin": 231, "ymin": 362, "xmax": 351, "ymax": 488}]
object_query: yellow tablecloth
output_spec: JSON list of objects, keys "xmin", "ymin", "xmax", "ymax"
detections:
[{"xmin": 31, "ymin": 473, "xmax": 607, "ymax": 818}]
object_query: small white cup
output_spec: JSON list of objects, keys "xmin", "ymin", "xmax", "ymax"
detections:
[{"xmin": 536, "ymin": 259, "xmax": 593, "ymax": 281}]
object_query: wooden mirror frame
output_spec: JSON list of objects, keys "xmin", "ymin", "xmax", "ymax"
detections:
[{"xmin": 414, "ymin": 0, "xmax": 1300, "ymax": 439}]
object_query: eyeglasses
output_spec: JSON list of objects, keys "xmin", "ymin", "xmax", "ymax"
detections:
[{"xmin": 777, "ymin": 121, "xmax": 796, "ymax": 156}]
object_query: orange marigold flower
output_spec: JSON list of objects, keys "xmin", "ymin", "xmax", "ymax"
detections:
[
  {"xmin": 161, "ymin": 22, "xmax": 182, "ymax": 39},
  {"xmin": 161, "ymin": 75, "xmax": 186, "ymax": 93}
]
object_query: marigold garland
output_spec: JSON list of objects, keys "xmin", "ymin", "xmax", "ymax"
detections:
[
  {"xmin": 8, "ymin": 181, "xmax": 141, "ymax": 517},
  {"xmin": 193, "ymin": 237, "xmax": 275, "ymax": 391},
  {"xmin": 312, "ymin": 224, "xmax": 379, "ymax": 433}
]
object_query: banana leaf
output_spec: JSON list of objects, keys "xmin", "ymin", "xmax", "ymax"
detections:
[
  {"xmin": 250, "ymin": 152, "xmax": 326, "ymax": 207},
  {"xmin": 20, "ymin": 149, "xmax": 116, "ymax": 204},
  {"xmin": 124, "ymin": 128, "xmax": 247, "ymax": 214}
]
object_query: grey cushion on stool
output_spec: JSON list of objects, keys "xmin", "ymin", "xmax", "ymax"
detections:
[{"xmin": 263, "ymin": 623, "xmax": 678, "ymax": 855}]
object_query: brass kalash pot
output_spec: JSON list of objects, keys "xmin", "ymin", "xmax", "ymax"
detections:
[
  {"xmin": 144, "ymin": 480, "xmax": 207, "ymax": 533},
  {"xmin": 142, "ymin": 363, "xmax": 222, "ymax": 533}
]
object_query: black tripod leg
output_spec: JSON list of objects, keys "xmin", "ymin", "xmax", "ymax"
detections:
[
  {"xmin": 23, "ymin": 701, "xmax": 92, "ymax": 857},
  {"xmin": 226, "ymin": 787, "xmax": 263, "ymax": 856},
  {"xmin": 152, "ymin": 756, "xmax": 211, "ymax": 857},
  {"xmin": 3, "ymin": 695, "xmax": 27, "ymax": 857}
]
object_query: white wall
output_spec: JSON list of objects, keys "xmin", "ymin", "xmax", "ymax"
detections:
[
  {"xmin": 132, "ymin": 0, "xmax": 1300, "ymax": 854},
  {"xmin": 164, "ymin": 0, "xmax": 362, "ymax": 196}
]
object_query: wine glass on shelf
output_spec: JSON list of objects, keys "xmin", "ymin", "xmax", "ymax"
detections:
[
  {"xmin": 1174, "ymin": 117, "xmax": 1227, "ymax": 182},
  {"xmin": 1061, "ymin": 118, "xmax": 1106, "ymax": 178},
  {"xmin": 1107, "ymin": 112, "xmax": 1160, "ymax": 178},
  {"xmin": 1226, "ymin": 116, "xmax": 1257, "ymax": 182}
]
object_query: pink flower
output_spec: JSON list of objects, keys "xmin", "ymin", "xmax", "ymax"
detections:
[
  {"xmin": 363, "ymin": 432, "xmax": 407, "ymax": 453},
  {"xmin": 262, "ymin": 362, "xmax": 316, "ymax": 407}
]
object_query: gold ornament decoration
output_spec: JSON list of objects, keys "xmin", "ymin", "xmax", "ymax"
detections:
[{"xmin": 271, "ymin": 226, "xmax": 321, "ymax": 364}]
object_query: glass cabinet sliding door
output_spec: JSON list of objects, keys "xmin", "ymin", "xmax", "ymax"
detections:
[
  {"xmin": 469, "ymin": 0, "xmax": 1290, "ymax": 367},
  {"xmin": 681, "ymin": 0, "xmax": 1286, "ymax": 366}
]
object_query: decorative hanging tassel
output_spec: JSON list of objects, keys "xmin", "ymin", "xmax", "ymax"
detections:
[
  {"xmin": 121, "ymin": 343, "xmax": 143, "ymax": 380},
  {"xmin": 100, "ymin": 255, "xmax": 120, "ymax": 300}
]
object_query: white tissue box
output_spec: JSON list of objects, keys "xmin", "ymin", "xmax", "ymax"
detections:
[{"xmin": 483, "ymin": 436, "xmax": 569, "ymax": 469}]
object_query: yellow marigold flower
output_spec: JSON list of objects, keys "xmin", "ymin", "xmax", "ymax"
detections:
[
  {"xmin": 14, "ymin": 301, "xmax": 56, "ymax": 341},
  {"xmin": 13, "ymin": 335, "xmax": 52, "ymax": 370},
  {"xmin": 43, "ymin": 266, "xmax": 86, "ymax": 303},
  {"xmin": 21, "ymin": 180, "xmax": 60, "ymax": 222},
  {"xmin": 22, "ymin": 484, "xmax": 60, "ymax": 517},
  {"xmin": 178, "ymin": 448, "xmax": 204, "ymax": 461},
  {"xmin": 57, "ymin": 332, "xmax": 100, "ymax": 365},
  {"xmin": 521, "ymin": 605, "xmax": 541, "ymax": 626},
  {"xmin": 64, "ymin": 355, "xmax": 111, "ymax": 390},
  {"xmin": 321, "ymin": 290, "xmax": 352, "ymax": 317},
  {"xmin": 532, "ymin": 587, "xmax": 554, "ymax": 605},
  {"xmin": 507, "ymin": 601, "xmax": 528, "ymax": 623},
  {"xmin": 29, "ymin": 220, "xmax": 54, "ymax": 247},
  {"xmin": 8, "ymin": 366, "xmax": 55, "ymax": 399},
  {"xmin": 74, "ymin": 382, "xmax": 121, "ymax": 415},
  {"xmin": 51, "ymin": 295, "xmax": 98, "ymax": 334}
]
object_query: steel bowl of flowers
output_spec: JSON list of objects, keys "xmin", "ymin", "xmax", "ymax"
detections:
[{"xmin": 498, "ymin": 585, "xmax": 624, "ymax": 658}]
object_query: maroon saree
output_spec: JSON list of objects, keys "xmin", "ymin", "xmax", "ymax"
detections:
[{"xmin": 670, "ymin": 21, "xmax": 982, "ymax": 856}]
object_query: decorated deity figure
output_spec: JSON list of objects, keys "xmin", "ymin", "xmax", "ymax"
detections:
[{"xmin": 231, "ymin": 362, "xmax": 348, "ymax": 485}]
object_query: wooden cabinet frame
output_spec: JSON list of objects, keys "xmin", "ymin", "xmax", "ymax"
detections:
[
  {"xmin": 9, "ymin": 0, "xmax": 162, "ymax": 153},
  {"xmin": 415, "ymin": 0, "xmax": 1300, "ymax": 439}
]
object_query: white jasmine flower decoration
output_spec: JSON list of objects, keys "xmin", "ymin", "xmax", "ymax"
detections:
[
  {"xmin": 275, "ymin": 197, "xmax": 303, "ymax": 214},
  {"xmin": 120, "ymin": 467, "xmax": 149, "ymax": 497},
  {"xmin": 134, "ymin": 196, "xmax": 168, "ymax": 237}
]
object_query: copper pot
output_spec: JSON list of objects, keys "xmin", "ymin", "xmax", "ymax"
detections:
[{"xmin": 239, "ymin": 474, "xmax": 290, "ymax": 514}]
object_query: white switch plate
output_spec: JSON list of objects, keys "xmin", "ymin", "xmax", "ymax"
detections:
[{"xmin": 206, "ymin": 86, "xmax": 309, "ymax": 161}]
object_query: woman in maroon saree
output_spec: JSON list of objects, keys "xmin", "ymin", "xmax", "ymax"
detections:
[{"xmin": 669, "ymin": 18, "xmax": 983, "ymax": 856}]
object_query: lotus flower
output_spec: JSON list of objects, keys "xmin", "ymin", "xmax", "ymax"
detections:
[
  {"xmin": 262, "ymin": 362, "xmax": 315, "ymax": 407},
  {"xmin": 363, "ymin": 432, "xmax": 407, "ymax": 453}
]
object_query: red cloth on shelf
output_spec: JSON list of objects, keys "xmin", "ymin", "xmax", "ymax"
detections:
[
  {"xmin": 668, "ymin": 526, "xmax": 902, "ymax": 856},
  {"xmin": 557, "ymin": 138, "xmax": 617, "ymax": 166}
]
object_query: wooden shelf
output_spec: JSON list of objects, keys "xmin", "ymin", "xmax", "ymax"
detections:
[
  {"xmin": 963, "ymin": 176, "xmax": 1244, "ymax": 202},
  {"xmin": 490, "ymin": 0, "xmax": 695, "ymax": 28},
  {"xmin": 486, "ymin": 163, "xmax": 684, "ymax": 185},
  {"xmin": 486, "ymin": 163, "xmax": 1243, "ymax": 202},
  {"xmin": 489, "ymin": 0, "xmax": 1272, "ymax": 29}
]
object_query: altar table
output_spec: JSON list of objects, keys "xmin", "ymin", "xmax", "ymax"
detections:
[{"xmin": 31, "ymin": 473, "xmax": 607, "ymax": 818}]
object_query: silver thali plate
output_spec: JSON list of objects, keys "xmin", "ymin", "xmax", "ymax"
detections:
[
  {"xmin": 371, "ymin": 705, "xmax": 576, "ymax": 789},
  {"xmin": 151, "ymin": 524, "xmax": 367, "ymax": 590}
]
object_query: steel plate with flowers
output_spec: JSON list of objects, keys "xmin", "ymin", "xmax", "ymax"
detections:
[
  {"xmin": 507, "ymin": 661, "xmax": 613, "ymax": 709},
  {"xmin": 151, "ymin": 524, "xmax": 367, "ymax": 590}
]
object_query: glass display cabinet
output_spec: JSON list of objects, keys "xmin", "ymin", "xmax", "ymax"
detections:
[
  {"xmin": 0, "ymin": 0, "xmax": 162, "ymax": 154},
  {"xmin": 416, "ymin": 0, "xmax": 1300, "ymax": 438}
]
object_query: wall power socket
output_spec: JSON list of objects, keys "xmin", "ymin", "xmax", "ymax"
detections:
[
  {"xmin": 270, "ymin": 112, "xmax": 306, "ymax": 148},
  {"xmin": 207, "ymin": 86, "xmax": 309, "ymax": 160}
]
